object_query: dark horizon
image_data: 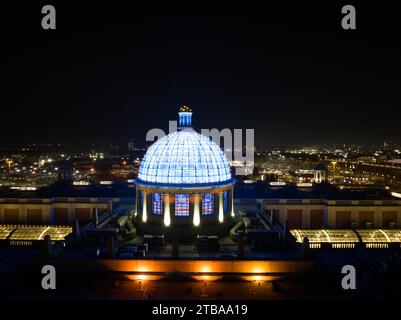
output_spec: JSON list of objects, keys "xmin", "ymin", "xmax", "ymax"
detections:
[{"xmin": 2, "ymin": 3, "xmax": 400, "ymax": 147}]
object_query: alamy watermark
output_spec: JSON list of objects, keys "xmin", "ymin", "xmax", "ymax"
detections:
[
  {"xmin": 146, "ymin": 121, "xmax": 255, "ymax": 176},
  {"xmin": 341, "ymin": 5, "xmax": 356, "ymax": 30},
  {"xmin": 40, "ymin": 5, "xmax": 356, "ymax": 31},
  {"xmin": 41, "ymin": 5, "xmax": 56, "ymax": 30},
  {"xmin": 41, "ymin": 264, "xmax": 56, "ymax": 290},
  {"xmin": 341, "ymin": 265, "xmax": 356, "ymax": 290}
]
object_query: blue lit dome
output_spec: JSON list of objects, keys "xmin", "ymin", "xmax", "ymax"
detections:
[{"xmin": 137, "ymin": 129, "xmax": 232, "ymax": 185}]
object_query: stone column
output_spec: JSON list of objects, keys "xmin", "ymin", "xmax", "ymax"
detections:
[
  {"xmin": 327, "ymin": 206, "xmax": 336, "ymax": 228},
  {"xmin": 163, "ymin": 194, "xmax": 171, "ymax": 226},
  {"xmin": 302, "ymin": 208, "xmax": 309, "ymax": 228},
  {"xmin": 218, "ymin": 192, "xmax": 224, "ymax": 223},
  {"xmin": 351, "ymin": 209, "xmax": 358, "ymax": 227},
  {"xmin": 229, "ymin": 188, "xmax": 235, "ymax": 217},
  {"xmin": 68, "ymin": 206, "xmax": 75, "ymax": 225},
  {"xmin": 323, "ymin": 207, "xmax": 329, "ymax": 227},
  {"xmin": 193, "ymin": 194, "xmax": 200, "ymax": 226},
  {"xmin": 374, "ymin": 209, "xmax": 381, "ymax": 228},
  {"xmin": 214, "ymin": 193, "xmax": 219, "ymax": 218},
  {"xmin": 135, "ymin": 188, "xmax": 140, "ymax": 217},
  {"xmin": 142, "ymin": 191, "xmax": 147, "ymax": 222}
]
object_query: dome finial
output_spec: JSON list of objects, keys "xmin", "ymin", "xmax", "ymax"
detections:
[
  {"xmin": 179, "ymin": 105, "xmax": 192, "ymax": 112},
  {"xmin": 178, "ymin": 105, "xmax": 193, "ymax": 129}
]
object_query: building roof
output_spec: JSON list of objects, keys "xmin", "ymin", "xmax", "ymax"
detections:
[
  {"xmin": 314, "ymin": 163, "xmax": 327, "ymax": 171},
  {"xmin": 234, "ymin": 181, "xmax": 400, "ymax": 201},
  {"xmin": 0, "ymin": 225, "xmax": 72, "ymax": 241},
  {"xmin": 0, "ymin": 181, "xmax": 135, "ymax": 199},
  {"xmin": 291, "ymin": 229, "xmax": 401, "ymax": 244}
]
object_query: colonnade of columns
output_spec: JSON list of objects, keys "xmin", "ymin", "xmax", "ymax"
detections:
[{"xmin": 135, "ymin": 187, "xmax": 235, "ymax": 227}]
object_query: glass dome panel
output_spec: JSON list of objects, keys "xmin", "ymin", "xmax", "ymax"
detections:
[{"xmin": 138, "ymin": 130, "xmax": 232, "ymax": 185}]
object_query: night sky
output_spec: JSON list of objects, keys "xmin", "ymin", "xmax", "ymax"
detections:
[{"xmin": 2, "ymin": 2, "xmax": 400, "ymax": 147}]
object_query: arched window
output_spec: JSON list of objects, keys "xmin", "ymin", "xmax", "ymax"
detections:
[
  {"xmin": 152, "ymin": 193, "xmax": 162, "ymax": 215},
  {"xmin": 202, "ymin": 193, "xmax": 214, "ymax": 215},
  {"xmin": 175, "ymin": 194, "xmax": 189, "ymax": 216},
  {"xmin": 223, "ymin": 190, "xmax": 228, "ymax": 213}
]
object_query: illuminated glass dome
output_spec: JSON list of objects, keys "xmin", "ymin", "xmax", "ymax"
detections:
[
  {"xmin": 138, "ymin": 129, "xmax": 232, "ymax": 185},
  {"xmin": 134, "ymin": 107, "xmax": 236, "ymax": 238}
]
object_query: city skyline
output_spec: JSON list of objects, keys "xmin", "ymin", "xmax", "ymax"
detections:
[{"xmin": 1, "ymin": 3, "xmax": 401, "ymax": 305}]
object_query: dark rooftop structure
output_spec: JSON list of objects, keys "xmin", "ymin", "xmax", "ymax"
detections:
[
  {"xmin": 0, "ymin": 180, "xmax": 399, "ymax": 203},
  {"xmin": 234, "ymin": 181, "xmax": 399, "ymax": 201}
]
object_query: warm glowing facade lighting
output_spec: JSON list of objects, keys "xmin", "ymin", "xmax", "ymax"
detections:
[
  {"xmin": 391, "ymin": 192, "xmax": 401, "ymax": 199},
  {"xmin": 126, "ymin": 274, "xmax": 164, "ymax": 281},
  {"xmin": 192, "ymin": 275, "xmax": 222, "ymax": 281}
]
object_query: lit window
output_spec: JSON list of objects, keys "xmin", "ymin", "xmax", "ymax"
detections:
[
  {"xmin": 202, "ymin": 193, "xmax": 214, "ymax": 215},
  {"xmin": 223, "ymin": 190, "xmax": 228, "ymax": 213},
  {"xmin": 175, "ymin": 194, "xmax": 189, "ymax": 216},
  {"xmin": 152, "ymin": 193, "xmax": 162, "ymax": 215}
]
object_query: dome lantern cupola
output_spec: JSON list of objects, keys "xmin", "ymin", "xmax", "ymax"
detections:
[{"xmin": 178, "ymin": 105, "xmax": 192, "ymax": 130}]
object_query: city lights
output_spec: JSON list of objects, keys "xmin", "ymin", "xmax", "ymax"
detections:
[{"xmin": 391, "ymin": 192, "xmax": 401, "ymax": 199}]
